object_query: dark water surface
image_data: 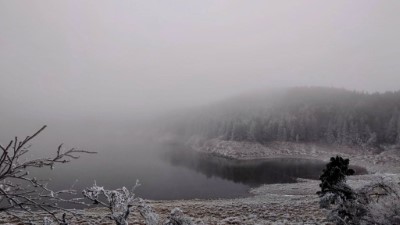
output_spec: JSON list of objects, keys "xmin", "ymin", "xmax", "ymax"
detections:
[
  {"xmin": 2, "ymin": 121, "xmax": 366, "ymax": 201},
  {"xmin": 163, "ymin": 148, "xmax": 367, "ymax": 187}
]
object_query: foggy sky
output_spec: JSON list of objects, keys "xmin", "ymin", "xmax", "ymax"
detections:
[{"xmin": 1, "ymin": 0, "xmax": 400, "ymax": 119}]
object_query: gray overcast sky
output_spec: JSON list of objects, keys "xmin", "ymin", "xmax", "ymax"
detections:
[{"xmin": 1, "ymin": 0, "xmax": 400, "ymax": 118}]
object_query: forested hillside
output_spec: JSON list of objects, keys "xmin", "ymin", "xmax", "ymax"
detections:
[{"xmin": 165, "ymin": 87, "xmax": 400, "ymax": 147}]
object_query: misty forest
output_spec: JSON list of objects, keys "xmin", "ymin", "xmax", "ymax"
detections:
[
  {"xmin": 168, "ymin": 87, "xmax": 400, "ymax": 147},
  {"xmin": 1, "ymin": 1, "xmax": 400, "ymax": 225}
]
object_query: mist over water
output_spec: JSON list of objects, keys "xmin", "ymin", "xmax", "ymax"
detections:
[
  {"xmin": 0, "ymin": 116, "xmax": 367, "ymax": 201},
  {"xmin": 20, "ymin": 120, "xmax": 251, "ymax": 200}
]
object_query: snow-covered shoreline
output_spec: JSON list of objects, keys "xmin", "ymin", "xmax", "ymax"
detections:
[
  {"xmin": 188, "ymin": 138, "xmax": 400, "ymax": 174},
  {"xmin": 3, "ymin": 140, "xmax": 399, "ymax": 224}
]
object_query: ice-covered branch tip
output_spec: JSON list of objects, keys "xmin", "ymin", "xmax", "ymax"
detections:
[
  {"xmin": 0, "ymin": 125, "xmax": 96, "ymax": 223},
  {"xmin": 82, "ymin": 180, "xmax": 143, "ymax": 225}
]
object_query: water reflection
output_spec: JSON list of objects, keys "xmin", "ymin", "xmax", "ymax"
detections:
[{"xmin": 163, "ymin": 148, "xmax": 367, "ymax": 186}]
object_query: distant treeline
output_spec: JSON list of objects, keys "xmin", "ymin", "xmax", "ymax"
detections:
[{"xmin": 165, "ymin": 87, "xmax": 400, "ymax": 147}]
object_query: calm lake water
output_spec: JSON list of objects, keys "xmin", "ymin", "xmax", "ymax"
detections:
[{"xmin": 3, "ymin": 120, "xmax": 366, "ymax": 201}]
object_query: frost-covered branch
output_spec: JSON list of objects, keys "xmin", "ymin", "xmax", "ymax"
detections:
[
  {"xmin": 82, "ymin": 181, "xmax": 142, "ymax": 225},
  {"xmin": 0, "ymin": 126, "xmax": 96, "ymax": 223}
]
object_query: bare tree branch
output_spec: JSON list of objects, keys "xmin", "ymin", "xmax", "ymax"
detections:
[{"xmin": 0, "ymin": 126, "xmax": 96, "ymax": 224}]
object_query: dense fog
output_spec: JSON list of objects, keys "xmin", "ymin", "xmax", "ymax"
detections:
[
  {"xmin": 1, "ymin": 2, "xmax": 400, "ymax": 224},
  {"xmin": 1, "ymin": 0, "xmax": 400, "ymax": 125}
]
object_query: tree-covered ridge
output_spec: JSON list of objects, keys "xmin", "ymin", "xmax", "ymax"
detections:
[{"xmin": 168, "ymin": 87, "xmax": 400, "ymax": 147}]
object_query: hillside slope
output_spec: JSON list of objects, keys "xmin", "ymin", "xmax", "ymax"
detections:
[{"xmin": 163, "ymin": 87, "xmax": 400, "ymax": 148}]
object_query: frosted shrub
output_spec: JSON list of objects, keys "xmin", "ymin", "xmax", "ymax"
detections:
[
  {"xmin": 82, "ymin": 181, "xmax": 173, "ymax": 225},
  {"xmin": 318, "ymin": 157, "xmax": 400, "ymax": 225},
  {"xmin": 164, "ymin": 207, "xmax": 194, "ymax": 225},
  {"xmin": 82, "ymin": 181, "xmax": 140, "ymax": 225},
  {"xmin": 357, "ymin": 177, "xmax": 400, "ymax": 225},
  {"xmin": 319, "ymin": 182, "xmax": 366, "ymax": 225},
  {"xmin": 138, "ymin": 198, "xmax": 160, "ymax": 225}
]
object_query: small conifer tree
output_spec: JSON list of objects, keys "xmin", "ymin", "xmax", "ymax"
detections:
[{"xmin": 317, "ymin": 156, "xmax": 355, "ymax": 200}]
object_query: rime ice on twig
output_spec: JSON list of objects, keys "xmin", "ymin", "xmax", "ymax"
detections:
[
  {"xmin": 82, "ymin": 180, "xmax": 143, "ymax": 225},
  {"xmin": 0, "ymin": 125, "xmax": 96, "ymax": 223}
]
